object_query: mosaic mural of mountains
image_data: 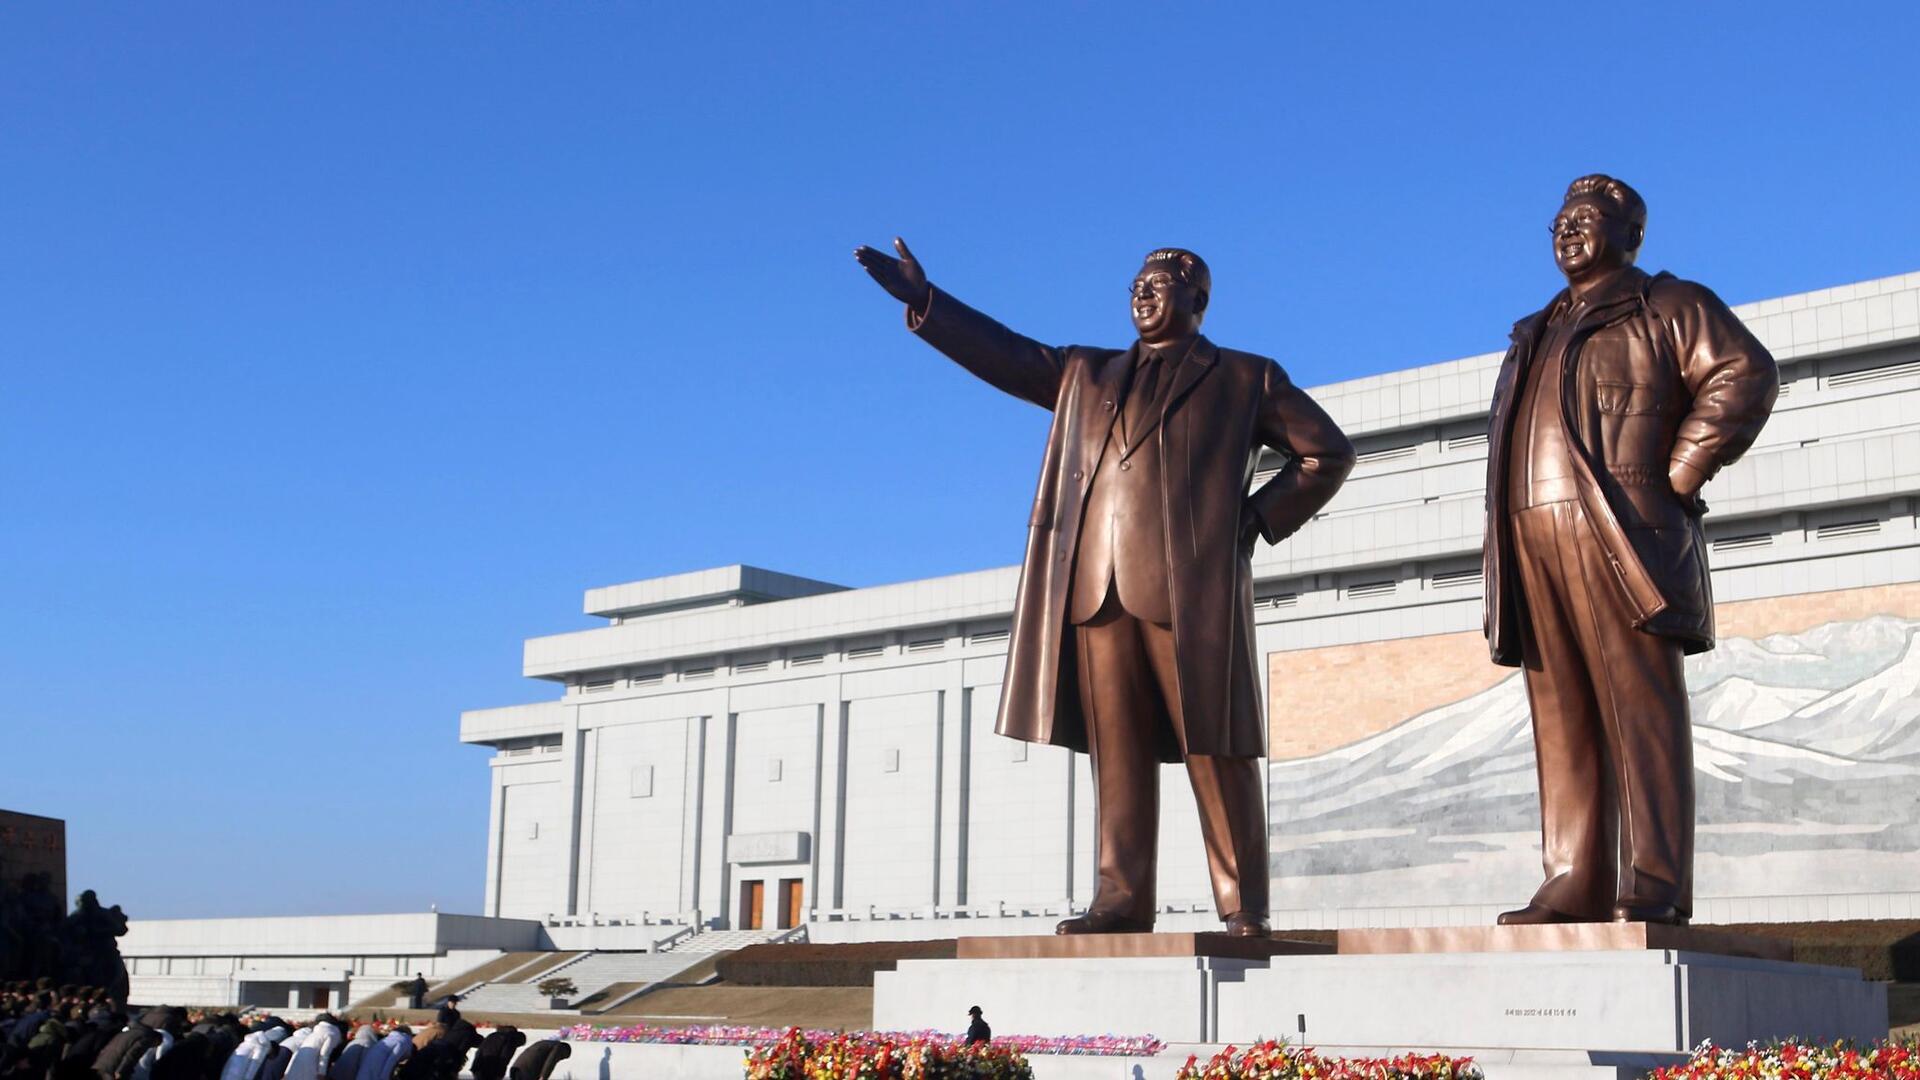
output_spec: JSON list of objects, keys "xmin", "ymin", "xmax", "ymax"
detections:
[{"xmin": 1267, "ymin": 614, "xmax": 1920, "ymax": 879}]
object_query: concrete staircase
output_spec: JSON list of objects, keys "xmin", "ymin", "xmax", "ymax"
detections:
[{"xmin": 453, "ymin": 927, "xmax": 795, "ymax": 1015}]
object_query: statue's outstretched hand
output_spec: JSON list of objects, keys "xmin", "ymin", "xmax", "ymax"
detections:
[{"xmin": 854, "ymin": 237, "xmax": 931, "ymax": 309}]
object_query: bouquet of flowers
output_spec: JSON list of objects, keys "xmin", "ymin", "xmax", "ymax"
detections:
[
  {"xmin": 742, "ymin": 1027, "xmax": 1034, "ymax": 1080},
  {"xmin": 1651, "ymin": 1040, "xmax": 1920, "ymax": 1080},
  {"xmin": 1174, "ymin": 1040, "xmax": 1482, "ymax": 1080}
]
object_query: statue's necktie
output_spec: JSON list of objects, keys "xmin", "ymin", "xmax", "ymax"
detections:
[{"xmin": 1125, "ymin": 352, "xmax": 1164, "ymax": 443}]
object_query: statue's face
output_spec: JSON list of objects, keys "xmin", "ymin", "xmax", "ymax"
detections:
[
  {"xmin": 1129, "ymin": 263, "xmax": 1205, "ymax": 342},
  {"xmin": 1552, "ymin": 194, "xmax": 1639, "ymax": 281}
]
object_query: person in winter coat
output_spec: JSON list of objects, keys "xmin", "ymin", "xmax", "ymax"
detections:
[
  {"xmin": 468, "ymin": 1027, "xmax": 523, "ymax": 1080},
  {"xmin": 193, "ymin": 1018, "xmax": 244, "ymax": 1080},
  {"xmin": 23, "ymin": 1014, "xmax": 67, "ymax": 1075},
  {"xmin": 329, "ymin": 1028, "xmax": 377, "ymax": 1080},
  {"xmin": 145, "ymin": 1032, "xmax": 207, "ymax": 1080},
  {"xmin": 92, "ymin": 1017, "xmax": 162, "ymax": 1080},
  {"xmin": 355, "ymin": 1031, "xmax": 411, "ymax": 1080},
  {"xmin": 281, "ymin": 1018, "xmax": 338, "ymax": 1080},
  {"xmin": 130, "ymin": 1007, "xmax": 185, "ymax": 1080},
  {"xmin": 505, "ymin": 1038, "xmax": 567, "ymax": 1080},
  {"xmin": 59, "ymin": 1014, "xmax": 119, "ymax": 1079},
  {"xmin": 217, "ymin": 1027, "xmax": 287, "ymax": 1080}
]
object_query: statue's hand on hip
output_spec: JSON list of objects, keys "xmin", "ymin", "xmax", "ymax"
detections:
[{"xmin": 854, "ymin": 237, "xmax": 932, "ymax": 310}]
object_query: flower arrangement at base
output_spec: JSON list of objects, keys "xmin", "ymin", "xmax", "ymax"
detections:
[
  {"xmin": 742, "ymin": 1027, "xmax": 1034, "ymax": 1080},
  {"xmin": 557, "ymin": 1022, "xmax": 1162, "ymax": 1057},
  {"xmin": 1650, "ymin": 1040, "xmax": 1920, "ymax": 1080},
  {"xmin": 1173, "ymin": 1040, "xmax": 1483, "ymax": 1080}
]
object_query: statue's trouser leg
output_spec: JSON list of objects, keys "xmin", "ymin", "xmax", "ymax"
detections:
[
  {"xmin": 1514, "ymin": 502, "xmax": 1694, "ymax": 919},
  {"xmin": 1074, "ymin": 589, "xmax": 1166, "ymax": 925},
  {"xmin": 1131, "ymin": 612, "xmax": 1267, "ymax": 919}
]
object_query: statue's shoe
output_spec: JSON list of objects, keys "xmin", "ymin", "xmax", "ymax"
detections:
[
  {"xmin": 1054, "ymin": 910, "xmax": 1155, "ymax": 935},
  {"xmin": 1223, "ymin": 912, "xmax": 1270, "ymax": 938},
  {"xmin": 1495, "ymin": 902, "xmax": 1583, "ymax": 926},
  {"xmin": 1612, "ymin": 903, "xmax": 1688, "ymax": 926}
]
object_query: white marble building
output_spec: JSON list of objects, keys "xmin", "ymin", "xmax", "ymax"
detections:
[{"xmin": 461, "ymin": 269, "xmax": 1920, "ymax": 937}]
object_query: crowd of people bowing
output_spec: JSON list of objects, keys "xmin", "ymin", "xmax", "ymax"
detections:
[{"xmin": 0, "ymin": 983, "xmax": 572, "ymax": 1080}]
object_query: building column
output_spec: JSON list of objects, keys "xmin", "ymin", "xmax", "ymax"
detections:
[
  {"xmin": 695, "ymin": 709, "xmax": 735, "ymax": 927},
  {"xmin": 483, "ymin": 760, "xmax": 506, "ymax": 917},
  {"xmin": 936, "ymin": 646, "xmax": 968, "ymax": 906},
  {"xmin": 556, "ymin": 705, "xmax": 585, "ymax": 917},
  {"xmin": 679, "ymin": 714, "xmax": 707, "ymax": 918}
]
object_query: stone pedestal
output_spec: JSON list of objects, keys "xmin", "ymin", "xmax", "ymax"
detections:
[{"xmin": 873, "ymin": 928, "xmax": 1888, "ymax": 1059}]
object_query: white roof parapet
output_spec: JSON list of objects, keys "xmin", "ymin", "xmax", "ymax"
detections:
[
  {"xmin": 1308, "ymin": 269, "xmax": 1920, "ymax": 439},
  {"xmin": 584, "ymin": 564, "xmax": 849, "ymax": 620},
  {"xmin": 122, "ymin": 912, "xmax": 544, "ymax": 957},
  {"xmin": 460, "ymin": 700, "xmax": 567, "ymax": 744},
  {"xmin": 526, "ymin": 565, "xmax": 1020, "ymax": 680}
]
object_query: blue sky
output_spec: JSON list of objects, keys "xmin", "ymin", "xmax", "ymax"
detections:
[{"xmin": 1, "ymin": 4, "xmax": 1914, "ymax": 918}]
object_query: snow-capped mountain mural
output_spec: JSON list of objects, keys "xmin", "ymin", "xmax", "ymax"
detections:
[{"xmin": 1266, "ymin": 614, "xmax": 1920, "ymax": 908}]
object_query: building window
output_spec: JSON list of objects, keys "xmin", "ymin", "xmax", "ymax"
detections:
[
  {"xmin": 1431, "ymin": 568, "xmax": 1482, "ymax": 589},
  {"xmin": 790, "ymin": 652, "xmax": 825, "ymax": 667},
  {"xmin": 846, "ymin": 645, "xmax": 885, "ymax": 661},
  {"xmin": 1355, "ymin": 444, "xmax": 1418, "ymax": 465},
  {"xmin": 1816, "ymin": 519, "xmax": 1881, "ymax": 540},
  {"xmin": 629, "ymin": 672, "xmax": 664, "ymax": 687},
  {"xmin": 1711, "ymin": 532, "xmax": 1773, "ymax": 552},
  {"xmin": 682, "ymin": 665, "xmax": 715, "ymax": 680},
  {"xmin": 1828, "ymin": 358, "xmax": 1920, "ymax": 388},
  {"xmin": 582, "ymin": 678, "xmax": 615, "ymax": 694},
  {"xmin": 734, "ymin": 660, "xmax": 769, "ymax": 674},
  {"xmin": 968, "ymin": 629, "xmax": 1010, "ymax": 646},
  {"xmin": 907, "ymin": 637, "xmax": 945, "ymax": 653},
  {"xmin": 1345, "ymin": 580, "xmax": 1397, "ymax": 600}
]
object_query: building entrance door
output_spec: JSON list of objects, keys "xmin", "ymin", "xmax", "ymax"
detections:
[
  {"xmin": 739, "ymin": 880, "xmax": 765, "ymax": 929},
  {"xmin": 777, "ymin": 878, "xmax": 803, "ymax": 929}
]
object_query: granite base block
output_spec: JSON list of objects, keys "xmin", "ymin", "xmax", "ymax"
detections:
[
  {"xmin": 874, "ymin": 956, "xmax": 1263, "ymax": 1043},
  {"xmin": 1216, "ymin": 950, "xmax": 1887, "ymax": 1052}
]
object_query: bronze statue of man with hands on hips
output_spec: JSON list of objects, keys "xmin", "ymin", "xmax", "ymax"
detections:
[
  {"xmin": 854, "ymin": 238, "xmax": 1353, "ymax": 937},
  {"xmin": 1484, "ymin": 175, "xmax": 1778, "ymax": 927}
]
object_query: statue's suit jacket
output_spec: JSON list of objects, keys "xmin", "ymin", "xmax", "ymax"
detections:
[
  {"xmin": 910, "ymin": 288, "xmax": 1354, "ymax": 762},
  {"xmin": 1483, "ymin": 267, "xmax": 1778, "ymax": 665}
]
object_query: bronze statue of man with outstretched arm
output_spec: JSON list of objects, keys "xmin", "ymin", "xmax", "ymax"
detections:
[{"xmin": 855, "ymin": 239, "xmax": 1353, "ymax": 936}]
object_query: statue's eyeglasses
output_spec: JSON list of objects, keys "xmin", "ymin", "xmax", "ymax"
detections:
[
  {"xmin": 1549, "ymin": 207, "xmax": 1607, "ymax": 235},
  {"xmin": 1129, "ymin": 273, "xmax": 1179, "ymax": 298}
]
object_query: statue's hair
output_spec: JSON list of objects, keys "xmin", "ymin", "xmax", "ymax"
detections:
[
  {"xmin": 1142, "ymin": 248, "xmax": 1211, "ymax": 296},
  {"xmin": 1564, "ymin": 174, "xmax": 1647, "ymax": 232}
]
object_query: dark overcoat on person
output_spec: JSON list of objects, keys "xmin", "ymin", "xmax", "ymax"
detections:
[
  {"xmin": 469, "ymin": 1027, "xmax": 524, "ymax": 1080},
  {"xmin": 910, "ymin": 289, "xmax": 1354, "ymax": 761},
  {"xmin": 1483, "ymin": 267, "xmax": 1778, "ymax": 664},
  {"xmin": 506, "ymin": 1041, "xmax": 568, "ymax": 1080}
]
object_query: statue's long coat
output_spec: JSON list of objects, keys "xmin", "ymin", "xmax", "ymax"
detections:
[{"xmin": 910, "ymin": 288, "xmax": 1354, "ymax": 762}]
